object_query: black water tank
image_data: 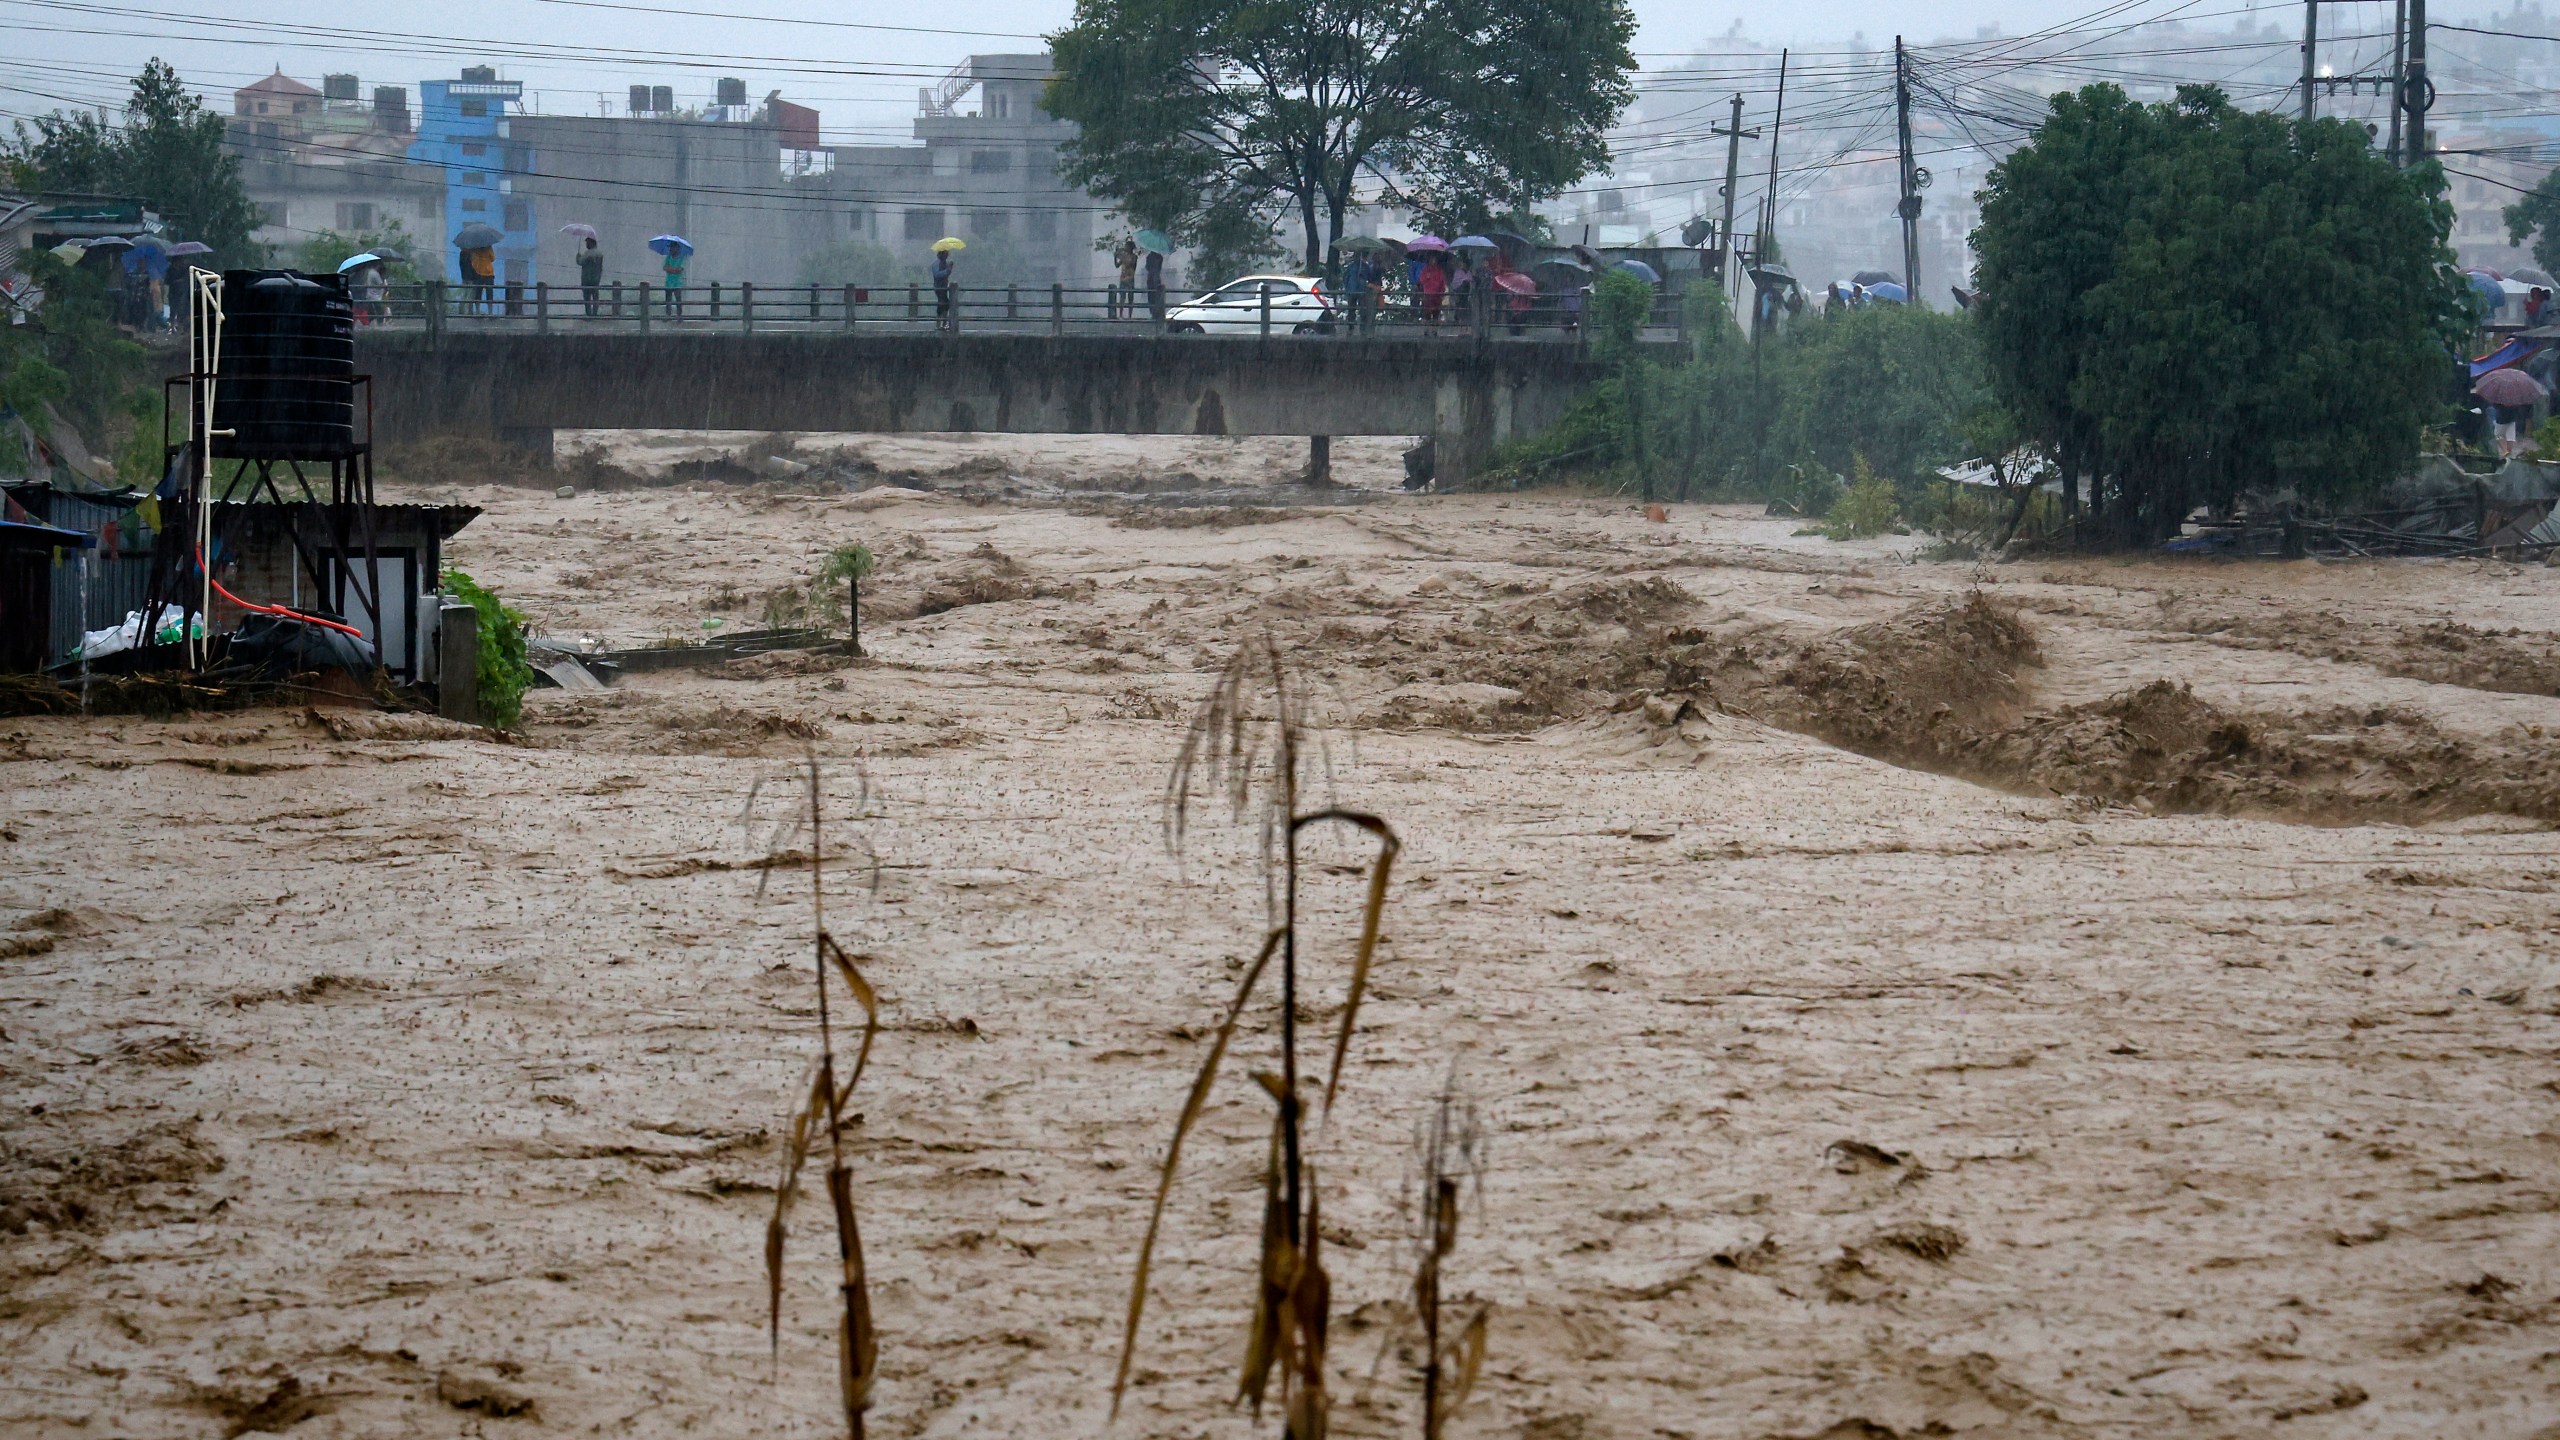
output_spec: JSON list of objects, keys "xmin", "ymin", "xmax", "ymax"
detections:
[{"xmin": 211, "ymin": 270, "xmax": 355, "ymax": 460}]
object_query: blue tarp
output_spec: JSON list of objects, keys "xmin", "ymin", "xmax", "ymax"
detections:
[{"xmin": 2470, "ymin": 337, "xmax": 2543, "ymax": 379}]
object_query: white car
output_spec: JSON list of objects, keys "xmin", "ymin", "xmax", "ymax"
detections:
[{"xmin": 1165, "ymin": 275, "xmax": 1334, "ymax": 334}]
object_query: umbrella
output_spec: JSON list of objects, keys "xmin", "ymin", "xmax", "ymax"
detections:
[
  {"xmin": 559, "ymin": 222, "xmax": 599, "ymax": 240},
  {"xmin": 1851, "ymin": 269, "xmax": 1901, "ymax": 287},
  {"xmin": 1534, "ymin": 255, "xmax": 1591, "ymax": 273},
  {"xmin": 1866, "ymin": 280, "xmax": 1910, "ymax": 303},
  {"xmin": 1337, "ymin": 235, "xmax": 1394, "ymax": 253},
  {"xmin": 1492, "ymin": 271, "xmax": 1539, "ymax": 296},
  {"xmin": 123, "ymin": 246, "xmax": 169, "ymax": 280},
  {"xmin": 1405, "ymin": 235, "xmax": 1450, "ymax": 253},
  {"xmin": 2475, "ymin": 368, "xmax": 2548, "ymax": 406},
  {"xmin": 46, "ymin": 241, "xmax": 85, "ymax": 262},
  {"xmin": 1612, "ymin": 259, "xmax": 1661, "ymax": 283},
  {"xmin": 167, "ymin": 241, "xmax": 213, "ymax": 257},
  {"xmin": 1451, "ymin": 234, "xmax": 1497, "ymax": 252},
  {"xmin": 647, "ymin": 234, "xmax": 693, "ymax": 256},
  {"xmin": 2464, "ymin": 266, "xmax": 2505, "ymax": 283},
  {"xmin": 454, "ymin": 222, "xmax": 504, "ymax": 249},
  {"xmin": 84, "ymin": 236, "xmax": 134, "ymax": 253},
  {"xmin": 1133, "ymin": 228, "xmax": 1172, "ymax": 255},
  {"xmin": 932, "ymin": 236, "xmax": 966, "ymax": 253},
  {"xmin": 338, "ymin": 252, "xmax": 391, "ymax": 273},
  {"xmin": 2511, "ymin": 266, "xmax": 2557, "ymax": 289},
  {"xmin": 2467, "ymin": 272, "xmax": 2505, "ymax": 311}
]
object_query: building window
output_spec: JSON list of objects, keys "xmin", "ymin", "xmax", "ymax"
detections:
[
  {"xmin": 1026, "ymin": 211, "xmax": 1058, "ymax": 242},
  {"xmin": 416, "ymin": 196, "xmax": 440, "ymax": 219},
  {"xmin": 847, "ymin": 208, "xmax": 872, "ymax": 236},
  {"xmin": 503, "ymin": 201, "xmax": 529, "ymax": 230},
  {"xmin": 461, "ymin": 142, "xmax": 486, "ymax": 157},
  {"xmin": 970, "ymin": 210, "xmax": 1011, "ymax": 240},
  {"xmin": 460, "ymin": 99, "xmax": 488, "ymax": 117},
  {"xmin": 257, "ymin": 201, "xmax": 288, "ymax": 228},
  {"xmin": 902, "ymin": 207, "xmax": 945, "ymax": 241},
  {"xmin": 464, "ymin": 172, "xmax": 487, "ymax": 186},
  {"xmin": 335, "ymin": 202, "xmax": 375, "ymax": 230},
  {"xmin": 461, "ymin": 198, "xmax": 488, "ymax": 213},
  {"xmin": 970, "ymin": 149, "xmax": 1011, "ymax": 173}
]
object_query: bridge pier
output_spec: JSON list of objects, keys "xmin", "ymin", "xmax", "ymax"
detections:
[{"xmin": 358, "ymin": 332, "xmax": 1632, "ymax": 486}]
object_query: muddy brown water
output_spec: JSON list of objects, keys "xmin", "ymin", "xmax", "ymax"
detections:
[{"xmin": 4, "ymin": 434, "xmax": 2557, "ymax": 1438}]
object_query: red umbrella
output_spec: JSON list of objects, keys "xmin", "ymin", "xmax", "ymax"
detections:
[
  {"xmin": 2475, "ymin": 368, "xmax": 2548, "ymax": 406},
  {"xmin": 1492, "ymin": 271, "xmax": 1538, "ymax": 296}
]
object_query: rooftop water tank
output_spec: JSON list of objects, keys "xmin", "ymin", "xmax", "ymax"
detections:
[{"xmin": 210, "ymin": 271, "xmax": 356, "ymax": 461}]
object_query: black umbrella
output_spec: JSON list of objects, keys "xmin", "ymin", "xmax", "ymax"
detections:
[
  {"xmin": 452, "ymin": 222, "xmax": 503, "ymax": 249},
  {"xmin": 1851, "ymin": 269, "xmax": 1901, "ymax": 287}
]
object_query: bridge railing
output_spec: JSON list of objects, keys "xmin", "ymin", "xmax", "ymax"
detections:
[{"xmin": 354, "ymin": 281, "xmax": 1689, "ymax": 343}]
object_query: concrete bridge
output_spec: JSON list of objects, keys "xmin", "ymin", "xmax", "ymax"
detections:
[{"xmin": 354, "ymin": 330, "xmax": 1639, "ymax": 483}]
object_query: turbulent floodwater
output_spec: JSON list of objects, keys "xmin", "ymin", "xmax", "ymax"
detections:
[{"xmin": 5, "ymin": 433, "xmax": 2558, "ymax": 1438}]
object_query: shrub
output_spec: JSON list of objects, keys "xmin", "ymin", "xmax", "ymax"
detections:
[
  {"xmin": 1824, "ymin": 456, "xmax": 1903, "ymax": 539},
  {"xmin": 440, "ymin": 568, "xmax": 536, "ymax": 728}
]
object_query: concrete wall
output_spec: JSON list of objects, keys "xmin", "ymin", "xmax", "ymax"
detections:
[{"xmin": 356, "ymin": 331, "xmax": 1626, "ymax": 482}]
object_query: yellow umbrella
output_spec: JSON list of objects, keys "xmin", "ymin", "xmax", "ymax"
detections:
[{"xmin": 932, "ymin": 236, "xmax": 966, "ymax": 253}]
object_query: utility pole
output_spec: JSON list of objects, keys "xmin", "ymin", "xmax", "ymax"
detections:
[
  {"xmin": 2300, "ymin": 0, "xmax": 2321, "ymax": 122},
  {"xmin": 1713, "ymin": 93, "xmax": 1760, "ymax": 299},
  {"xmin": 1893, "ymin": 36, "xmax": 1922, "ymax": 303},
  {"xmin": 2387, "ymin": 0, "xmax": 2406, "ymax": 160},
  {"xmin": 1757, "ymin": 49, "xmax": 1788, "ymax": 345},
  {"xmin": 2404, "ymin": 0, "xmax": 2429, "ymax": 166}
]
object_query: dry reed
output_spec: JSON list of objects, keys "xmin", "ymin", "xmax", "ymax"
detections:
[
  {"xmin": 1409, "ymin": 1074, "xmax": 1488, "ymax": 1439},
  {"xmin": 759, "ymin": 755, "xmax": 882, "ymax": 1438},
  {"xmin": 1112, "ymin": 637, "xmax": 1401, "ymax": 1439}
]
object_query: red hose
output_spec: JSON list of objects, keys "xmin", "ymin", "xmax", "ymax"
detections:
[{"xmin": 195, "ymin": 547, "xmax": 368, "ymax": 638}]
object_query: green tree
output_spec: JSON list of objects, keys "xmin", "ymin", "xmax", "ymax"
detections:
[
  {"xmin": 2503, "ymin": 168, "xmax": 2560, "ymax": 277},
  {"xmin": 295, "ymin": 217, "xmax": 423, "ymax": 283},
  {"xmin": 4, "ymin": 59, "xmax": 264, "ymax": 262},
  {"xmin": 1759, "ymin": 301, "xmax": 1989, "ymax": 490},
  {"xmin": 1974, "ymin": 84, "xmax": 2466, "ymax": 543},
  {"xmin": 0, "ymin": 251, "xmax": 148, "ymax": 475},
  {"xmin": 1045, "ymin": 0, "xmax": 1637, "ymax": 277}
]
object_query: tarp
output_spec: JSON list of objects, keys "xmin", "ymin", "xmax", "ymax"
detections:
[{"xmin": 2470, "ymin": 336, "xmax": 2544, "ymax": 379}]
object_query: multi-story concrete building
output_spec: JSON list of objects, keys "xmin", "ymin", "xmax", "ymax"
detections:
[
  {"xmin": 225, "ymin": 71, "xmax": 439, "ymax": 258},
  {"xmin": 798, "ymin": 54, "xmax": 1115, "ymax": 288},
  {"xmin": 230, "ymin": 54, "xmax": 1123, "ymax": 292},
  {"xmin": 413, "ymin": 69, "xmax": 533, "ymax": 287}
]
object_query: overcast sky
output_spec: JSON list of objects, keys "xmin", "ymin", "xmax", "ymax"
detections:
[{"xmin": 0, "ymin": 0, "xmax": 2365, "ymax": 141}]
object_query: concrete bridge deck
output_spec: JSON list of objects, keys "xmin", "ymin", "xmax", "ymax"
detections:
[{"xmin": 354, "ymin": 330, "xmax": 1651, "ymax": 482}]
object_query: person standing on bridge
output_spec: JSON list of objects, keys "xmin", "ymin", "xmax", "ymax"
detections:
[
  {"xmin": 460, "ymin": 244, "xmax": 496, "ymax": 315},
  {"xmin": 1143, "ymin": 246, "xmax": 1166, "ymax": 327},
  {"xmin": 577, "ymin": 237, "xmax": 605, "ymax": 318},
  {"xmin": 1416, "ymin": 252, "xmax": 1448, "ymax": 334},
  {"xmin": 930, "ymin": 242, "xmax": 958, "ymax": 332},
  {"xmin": 1341, "ymin": 250, "xmax": 1378, "ymax": 335},
  {"xmin": 1112, "ymin": 235, "xmax": 1137, "ymax": 320},
  {"xmin": 660, "ymin": 244, "xmax": 687, "ymax": 320}
]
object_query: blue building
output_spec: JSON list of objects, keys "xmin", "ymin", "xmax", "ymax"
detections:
[{"xmin": 409, "ymin": 67, "xmax": 532, "ymax": 286}]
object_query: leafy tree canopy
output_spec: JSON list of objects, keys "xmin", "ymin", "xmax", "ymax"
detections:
[
  {"xmin": 1973, "ymin": 84, "xmax": 2466, "ymax": 541},
  {"xmin": 2503, "ymin": 167, "xmax": 2560, "ymax": 277},
  {"xmin": 3, "ymin": 59, "xmax": 264, "ymax": 263},
  {"xmin": 296, "ymin": 218, "xmax": 424, "ymax": 283},
  {"xmin": 1044, "ymin": 0, "xmax": 1636, "ymax": 279}
]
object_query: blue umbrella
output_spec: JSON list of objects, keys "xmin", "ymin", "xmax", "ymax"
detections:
[
  {"xmin": 1612, "ymin": 259, "xmax": 1661, "ymax": 283},
  {"xmin": 1133, "ymin": 228, "xmax": 1171, "ymax": 255},
  {"xmin": 1451, "ymin": 234, "xmax": 1497, "ymax": 252},
  {"xmin": 337, "ymin": 251, "xmax": 396, "ymax": 273},
  {"xmin": 122, "ymin": 239, "xmax": 168, "ymax": 280},
  {"xmin": 1865, "ymin": 280, "xmax": 1909, "ymax": 303},
  {"xmin": 2467, "ymin": 271, "xmax": 2504, "ymax": 314},
  {"xmin": 648, "ymin": 234, "xmax": 694, "ymax": 257}
]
